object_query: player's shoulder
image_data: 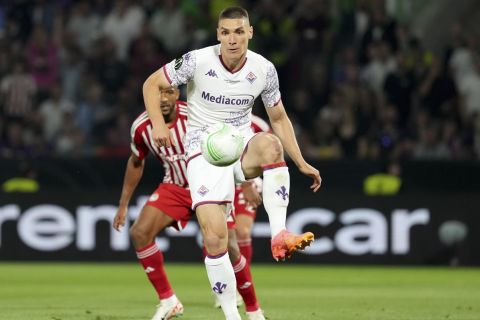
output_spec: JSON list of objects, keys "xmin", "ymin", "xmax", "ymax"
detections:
[
  {"xmin": 247, "ymin": 49, "xmax": 275, "ymax": 69},
  {"xmin": 131, "ymin": 111, "xmax": 150, "ymax": 136},
  {"xmin": 194, "ymin": 45, "xmax": 219, "ymax": 61}
]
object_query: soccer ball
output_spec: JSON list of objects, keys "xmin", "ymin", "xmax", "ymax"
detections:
[{"xmin": 201, "ymin": 123, "xmax": 244, "ymax": 166}]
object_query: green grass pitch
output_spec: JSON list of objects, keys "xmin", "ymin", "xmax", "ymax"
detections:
[{"xmin": 0, "ymin": 263, "xmax": 479, "ymax": 320}]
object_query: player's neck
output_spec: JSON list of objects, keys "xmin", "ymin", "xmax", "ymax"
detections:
[
  {"xmin": 222, "ymin": 54, "xmax": 247, "ymax": 73},
  {"xmin": 163, "ymin": 107, "xmax": 177, "ymax": 126}
]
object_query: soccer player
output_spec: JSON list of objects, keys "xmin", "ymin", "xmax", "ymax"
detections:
[
  {"xmin": 143, "ymin": 7, "xmax": 321, "ymax": 320},
  {"xmin": 235, "ymin": 114, "xmax": 271, "ymax": 265},
  {"xmin": 113, "ymin": 87, "xmax": 265, "ymax": 320}
]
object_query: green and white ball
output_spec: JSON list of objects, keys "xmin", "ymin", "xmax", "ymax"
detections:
[{"xmin": 201, "ymin": 123, "xmax": 244, "ymax": 167}]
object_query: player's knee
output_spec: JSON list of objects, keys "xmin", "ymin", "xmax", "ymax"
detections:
[
  {"xmin": 235, "ymin": 225, "xmax": 251, "ymax": 241},
  {"xmin": 203, "ymin": 234, "xmax": 227, "ymax": 255},
  {"xmin": 129, "ymin": 224, "xmax": 151, "ymax": 248},
  {"xmin": 259, "ymin": 134, "xmax": 283, "ymax": 164}
]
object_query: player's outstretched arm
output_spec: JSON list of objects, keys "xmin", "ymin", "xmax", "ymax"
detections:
[
  {"xmin": 113, "ymin": 154, "xmax": 145, "ymax": 231},
  {"xmin": 266, "ymin": 101, "xmax": 322, "ymax": 192},
  {"xmin": 143, "ymin": 68, "xmax": 173, "ymax": 148}
]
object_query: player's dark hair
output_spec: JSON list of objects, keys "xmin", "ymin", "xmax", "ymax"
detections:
[{"xmin": 219, "ymin": 6, "xmax": 249, "ymax": 22}]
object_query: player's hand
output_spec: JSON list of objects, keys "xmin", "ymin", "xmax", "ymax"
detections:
[
  {"xmin": 242, "ymin": 181, "xmax": 262, "ymax": 209},
  {"xmin": 113, "ymin": 206, "xmax": 128, "ymax": 231},
  {"xmin": 299, "ymin": 163, "xmax": 322, "ymax": 192},
  {"xmin": 152, "ymin": 125, "xmax": 172, "ymax": 148}
]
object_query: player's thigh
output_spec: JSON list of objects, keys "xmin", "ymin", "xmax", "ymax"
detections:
[
  {"xmin": 132, "ymin": 205, "xmax": 174, "ymax": 238},
  {"xmin": 241, "ymin": 132, "xmax": 283, "ymax": 178},
  {"xmin": 133, "ymin": 183, "xmax": 193, "ymax": 236},
  {"xmin": 196, "ymin": 203, "xmax": 229, "ymax": 238}
]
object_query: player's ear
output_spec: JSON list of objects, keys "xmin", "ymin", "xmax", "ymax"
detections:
[
  {"xmin": 216, "ymin": 27, "xmax": 221, "ymax": 42},
  {"xmin": 248, "ymin": 26, "xmax": 253, "ymax": 39}
]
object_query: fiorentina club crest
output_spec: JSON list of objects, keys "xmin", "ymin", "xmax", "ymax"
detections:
[
  {"xmin": 245, "ymin": 71, "xmax": 257, "ymax": 84},
  {"xmin": 275, "ymin": 186, "xmax": 289, "ymax": 200},
  {"xmin": 213, "ymin": 282, "xmax": 227, "ymax": 294},
  {"xmin": 197, "ymin": 185, "xmax": 209, "ymax": 196}
]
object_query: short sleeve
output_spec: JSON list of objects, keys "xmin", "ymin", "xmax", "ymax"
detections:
[
  {"xmin": 261, "ymin": 62, "xmax": 281, "ymax": 108},
  {"xmin": 130, "ymin": 126, "xmax": 149, "ymax": 160},
  {"xmin": 163, "ymin": 51, "xmax": 197, "ymax": 87}
]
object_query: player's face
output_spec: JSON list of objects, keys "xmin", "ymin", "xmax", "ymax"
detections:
[
  {"xmin": 217, "ymin": 18, "xmax": 253, "ymax": 62},
  {"xmin": 160, "ymin": 87, "xmax": 179, "ymax": 120}
]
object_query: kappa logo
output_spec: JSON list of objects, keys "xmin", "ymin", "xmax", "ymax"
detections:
[
  {"xmin": 275, "ymin": 186, "xmax": 289, "ymax": 200},
  {"xmin": 205, "ymin": 69, "xmax": 218, "ymax": 78},
  {"xmin": 198, "ymin": 185, "xmax": 209, "ymax": 196},
  {"xmin": 245, "ymin": 71, "xmax": 257, "ymax": 84},
  {"xmin": 144, "ymin": 267, "xmax": 155, "ymax": 273}
]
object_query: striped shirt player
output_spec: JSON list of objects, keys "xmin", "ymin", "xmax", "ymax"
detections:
[{"xmin": 130, "ymin": 101, "xmax": 193, "ymax": 230}]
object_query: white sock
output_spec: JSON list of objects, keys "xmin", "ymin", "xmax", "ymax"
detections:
[
  {"xmin": 205, "ymin": 252, "xmax": 241, "ymax": 320},
  {"xmin": 262, "ymin": 165, "xmax": 289, "ymax": 238}
]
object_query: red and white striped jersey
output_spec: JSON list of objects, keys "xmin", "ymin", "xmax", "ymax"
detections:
[
  {"xmin": 251, "ymin": 114, "xmax": 271, "ymax": 133},
  {"xmin": 130, "ymin": 101, "xmax": 189, "ymax": 188}
]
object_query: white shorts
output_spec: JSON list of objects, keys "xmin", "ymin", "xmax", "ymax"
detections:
[
  {"xmin": 185, "ymin": 126, "xmax": 256, "ymax": 211},
  {"xmin": 187, "ymin": 154, "xmax": 236, "ymax": 212}
]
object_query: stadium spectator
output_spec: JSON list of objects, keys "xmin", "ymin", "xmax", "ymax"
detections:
[
  {"xmin": 36, "ymin": 83, "xmax": 74, "ymax": 143},
  {"xmin": 149, "ymin": 0, "xmax": 188, "ymax": 55},
  {"xmin": 25, "ymin": 25, "xmax": 59, "ymax": 100},
  {"xmin": 65, "ymin": 1, "xmax": 101, "ymax": 56},
  {"xmin": 0, "ymin": 59, "xmax": 36, "ymax": 122},
  {"xmin": 101, "ymin": 0, "xmax": 145, "ymax": 61}
]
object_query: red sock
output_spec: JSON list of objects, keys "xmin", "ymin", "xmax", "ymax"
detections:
[
  {"xmin": 233, "ymin": 255, "xmax": 259, "ymax": 312},
  {"xmin": 136, "ymin": 242, "xmax": 174, "ymax": 300},
  {"xmin": 238, "ymin": 239, "xmax": 252, "ymax": 264}
]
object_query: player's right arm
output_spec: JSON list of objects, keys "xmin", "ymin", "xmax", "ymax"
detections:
[
  {"xmin": 113, "ymin": 153, "xmax": 145, "ymax": 231},
  {"xmin": 144, "ymin": 51, "xmax": 196, "ymax": 148},
  {"xmin": 143, "ymin": 68, "xmax": 172, "ymax": 148}
]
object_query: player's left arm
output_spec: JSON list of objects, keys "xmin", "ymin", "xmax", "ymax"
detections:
[
  {"xmin": 113, "ymin": 153, "xmax": 145, "ymax": 231},
  {"xmin": 266, "ymin": 102, "xmax": 322, "ymax": 192},
  {"xmin": 241, "ymin": 180, "xmax": 262, "ymax": 209}
]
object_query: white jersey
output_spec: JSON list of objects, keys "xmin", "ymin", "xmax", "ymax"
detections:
[{"xmin": 162, "ymin": 44, "xmax": 281, "ymax": 157}]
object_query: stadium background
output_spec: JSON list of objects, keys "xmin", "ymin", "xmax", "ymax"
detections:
[{"xmin": 1, "ymin": 0, "xmax": 479, "ymax": 265}]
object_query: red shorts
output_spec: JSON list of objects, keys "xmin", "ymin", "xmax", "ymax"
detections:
[
  {"xmin": 233, "ymin": 185, "xmax": 257, "ymax": 219},
  {"xmin": 145, "ymin": 183, "xmax": 235, "ymax": 230}
]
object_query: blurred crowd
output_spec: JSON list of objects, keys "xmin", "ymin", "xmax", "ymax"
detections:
[{"xmin": 0, "ymin": 0, "xmax": 479, "ymax": 161}]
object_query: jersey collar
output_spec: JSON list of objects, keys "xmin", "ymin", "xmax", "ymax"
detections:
[{"xmin": 219, "ymin": 54, "xmax": 248, "ymax": 74}]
